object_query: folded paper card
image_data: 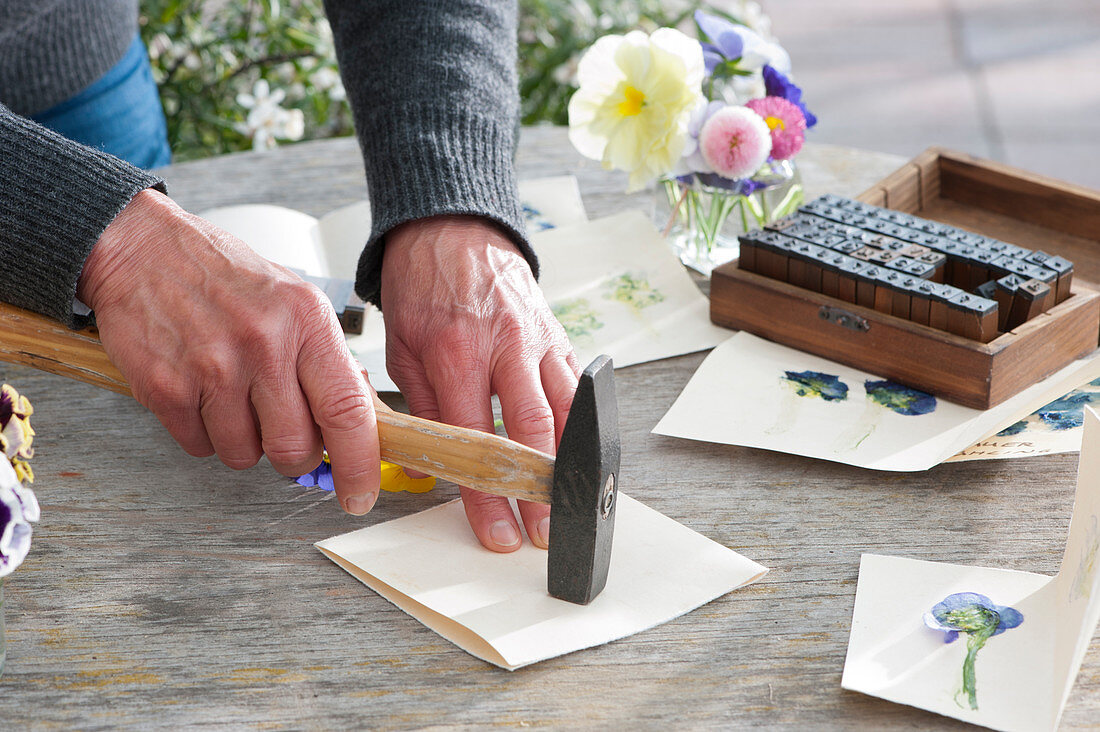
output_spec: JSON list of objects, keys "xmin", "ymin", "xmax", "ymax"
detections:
[
  {"xmin": 315, "ymin": 493, "xmax": 767, "ymax": 670},
  {"xmin": 199, "ymin": 176, "xmax": 589, "ymax": 392},
  {"xmin": 841, "ymin": 407, "xmax": 1100, "ymax": 731},
  {"xmin": 949, "ymin": 376, "xmax": 1100, "ymax": 463},
  {"xmin": 653, "ymin": 332, "xmax": 1100, "ymax": 471}
]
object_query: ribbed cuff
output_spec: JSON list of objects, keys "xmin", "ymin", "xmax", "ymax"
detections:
[
  {"xmin": 0, "ymin": 109, "xmax": 165, "ymax": 328},
  {"xmin": 354, "ymin": 102, "xmax": 535, "ymax": 309}
]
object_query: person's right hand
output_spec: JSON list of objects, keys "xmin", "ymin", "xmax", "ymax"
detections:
[{"xmin": 77, "ymin": 188, "xmax": 381, "ymax": 515}]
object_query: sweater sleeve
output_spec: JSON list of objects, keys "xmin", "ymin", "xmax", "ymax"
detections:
[
  {"xmin": 0, "ymin": 103, "xmax": 165, "ymax": 328},
  {"xmin": 321, "ymin": 0, "xmax": 535, "ymax": 308}
]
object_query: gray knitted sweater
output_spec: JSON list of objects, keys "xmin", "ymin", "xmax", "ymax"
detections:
[{"xmin": 0, "ymin": 0, "xmax": 533, "ymax": 328}]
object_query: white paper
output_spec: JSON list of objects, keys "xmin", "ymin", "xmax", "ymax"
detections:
[
  {"xmin": 948, "ymin": 376, "xmax": 1100, "ymax": 463},
  {"xmin": 653, "ymin": 331, "xmax": 1100, "ymax": 472},
  {"xmin": 534, "ymin": 211, "xmax": 730, "ymax": 369},
  {"xmin": 315, "ymin": 493, "xmax": 767, "ymax": 670},
  {"xmin": 840, "ymin": 407, "xmax": 1100, "ymax": 731}
]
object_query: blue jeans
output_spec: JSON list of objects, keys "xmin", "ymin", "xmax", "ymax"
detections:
[{"xmin": 32, "ymin": 34, "xmax": 171, "ymax": 169}]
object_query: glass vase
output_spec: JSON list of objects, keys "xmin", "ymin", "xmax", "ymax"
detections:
[{"xmin": 656, "ymin": 159, "xmax": 804, "ymax": 276}]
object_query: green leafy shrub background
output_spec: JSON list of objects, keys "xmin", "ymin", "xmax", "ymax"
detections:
[{"xmin": 140, "ymin": 0, "xmax": 714, "ymax": 161}]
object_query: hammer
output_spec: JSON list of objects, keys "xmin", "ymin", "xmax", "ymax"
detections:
[{"xmin": 0, "ymin": 302, "xmax": 621, "ymax": 605}]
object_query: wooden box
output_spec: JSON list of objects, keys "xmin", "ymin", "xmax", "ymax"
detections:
[{"xmin": 710, "ymin": 148, "xmax": 1100, "ymax": 410}]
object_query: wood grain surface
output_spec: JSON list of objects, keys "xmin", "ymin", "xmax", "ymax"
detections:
[{"xmin": 2, "ymin": 127, "xmax": 1096, "ymax": 729}]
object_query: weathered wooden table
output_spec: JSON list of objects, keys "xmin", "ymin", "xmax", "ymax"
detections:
[{"xmin": 2, "ymin": 127, "xmax": 1097, "ymax": 729}]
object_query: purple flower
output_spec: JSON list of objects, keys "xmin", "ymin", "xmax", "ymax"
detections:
[
  {"xmin": 0, "ymin": 465, "xmax": 38, "ymax": 578},
  {"xmin": 297, "ymin": 454, "xmax": 334, "ymax": 492},
  {"xmin": 695, "ymin": 11, "xmax": 745, "ymax": 74},
  {"xmin": 763, "ymin": 65, "xmax": 817, "ymax": 128}
]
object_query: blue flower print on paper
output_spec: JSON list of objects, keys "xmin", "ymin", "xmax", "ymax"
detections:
[
  {"xmin": 781, "ymin": 371, "xmax": 848, "ymax": 401},
  {"xmin": 924, "ymin": 592, "xmax": 1024, "ymax": 710},
  {"xmin": 864, "ymin": 380, "xmax": 937, "ymax": 416}
]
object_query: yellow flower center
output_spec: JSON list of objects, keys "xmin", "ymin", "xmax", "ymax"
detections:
[
  {"xmin": 764, "ymin": 115, "xmax": 785, "ymax": 131},
  {"xmin": 617, "ymin": 85, "xmax": 646, "ymax": 117}
]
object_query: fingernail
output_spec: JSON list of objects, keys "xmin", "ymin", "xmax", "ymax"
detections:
[
  {"xmin": 344, "ymin": 493, "xmax": 375, "ymax": 515},
  {"xmin": 536, "ymin": 517, "xmax": 551, "ymax": 547},
  {"xmin": 490, "ymin": 520, "xmax": 520, "ymax": 547}
]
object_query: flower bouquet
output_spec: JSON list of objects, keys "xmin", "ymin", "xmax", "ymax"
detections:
[
  {"xmin": 568, "ymin": 7, "xmax": 816, "ymax": 275},
  {"xmin": 0, "ymin": 384, "xmax": 38, "ymax": 676}
]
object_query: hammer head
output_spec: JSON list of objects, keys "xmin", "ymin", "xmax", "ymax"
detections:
[{"xmin": 547, "ymin": 355, "xmax": 620, "ymax": 605}]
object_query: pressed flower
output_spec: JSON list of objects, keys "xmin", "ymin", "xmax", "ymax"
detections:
[
  {"xmin": 924, "ymin": 592, "xmax": 1023, "ymax": 710},
  {"xmin": 745, "ymin": 96, "xmax": 806, "ymax": 160},
  {"xmin": 568, "ymin": 28, "xmax": 706, "ymax": 191},
  {"xmin": 763, "ymin": 65, "xmax": 817, "ymax": 128},
  {"xmin": 296, "ymin": 454, "xmax": 434, "ymax": 494},
  {"xmin": 697, "ymin": 106, "xmax": 772, "ymax": 180}
]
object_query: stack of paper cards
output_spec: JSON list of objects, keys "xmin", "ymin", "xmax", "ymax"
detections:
[
  {"xmin": 200, "ymin": 177, "xmax": 727, "ymax": 393},
  {"xmin": 315, "ymin": 494, "xmax": 767, "ymax": 670},
  {"xmin": 653, "ymin": 332, "xmax": 1100, "ymax": 471},
  {"xmin": 841, "ymin": 407, "xmax": 1100, "ymax": 731}
]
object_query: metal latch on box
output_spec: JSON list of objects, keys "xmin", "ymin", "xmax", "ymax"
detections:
[{"xmin": 819, "ymin": 305, "xmax": 870, "ymax": 333}]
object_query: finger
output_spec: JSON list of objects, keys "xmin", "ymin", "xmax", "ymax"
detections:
[
  {"xmin": 432, "ymin": 365, "xmax": 523, "ymax": 553},
  {"xmin": 493, "ymin": 355, "xmax": 558, "ymax": 549},
  {"xmin": 252, "ymin": 370, "xmax": 323, "ymax": 477},
  {"xmin": 134, "ymin": 370, "xmax": 215, "ymax": 457},
  {"xmin": 385, "ymin": 351, "xmax": 438, "ymax": 479},
  {"xmin": 517, "ymin": 351, "xmax": 581, "ymax": 548},
  {"xmin": 199, "ymin": 389, "xmax": 263, "ymax": 470},
  {"xmin": 298, "ymin": 327, "xmax": 380, "ymax": 516}
]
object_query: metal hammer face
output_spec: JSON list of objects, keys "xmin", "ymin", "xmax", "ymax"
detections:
[{"xmin": 548, "ymin": 354, "xmax": 620, "ymax": 605}]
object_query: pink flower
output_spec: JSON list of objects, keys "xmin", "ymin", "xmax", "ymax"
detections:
[
  {"xmin": 698, "ymin": 106, "xmax": 772, "ymax": 180},
  {"xmin": 745, "ymin": 96, "xmax": 806, "ymax": 160}
]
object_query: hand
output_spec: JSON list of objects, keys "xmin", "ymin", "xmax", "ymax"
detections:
[
  {"xmin": 78, "ymin": 189, "xmax": 381, "ymax": 515},
  {"xmin": 380, "ymin": 216, "xmax": 580, "ymax": 552}
]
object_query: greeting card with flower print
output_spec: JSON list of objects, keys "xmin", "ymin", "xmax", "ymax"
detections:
[
  {"xmin": 534, "ymin": 211, "xmax": 730, "ymax": 370},
  {"xmin": 653, "ymin": 332, "xmax": 1100, "ymax": 472},
  {"xmin": 949, "ymin": 376, "xmax": 1100, "ymax": 463},
  {"xmin": 197, "ymin": 176, "xmax": 589, "ymax": 392},
  {"xmin": 842, "ymin": 406, "xmax": 1100, "ymax": 730}
]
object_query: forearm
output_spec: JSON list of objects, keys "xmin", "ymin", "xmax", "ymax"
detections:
[
  {"xmin": 0, "ymin": 103, "xmax": 165, "ymax": 327},
  {"xmin": 322, "ymin": 0, "xmax": 535, "ymax": 307}
]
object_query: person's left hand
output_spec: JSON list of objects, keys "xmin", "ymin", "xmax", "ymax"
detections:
[{"xmin": 380, "ymin": 216, "xmax": 580, "ymax": 552}]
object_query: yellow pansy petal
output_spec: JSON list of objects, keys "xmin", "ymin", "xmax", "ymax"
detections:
[{"xmin": 379, "ymin": 460, "xmax": 436, "ymax": 494}]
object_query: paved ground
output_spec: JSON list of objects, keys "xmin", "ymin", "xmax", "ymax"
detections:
[{"xmin": 763, "ymin": 0, "xmax": 1100, "ymax": 189}]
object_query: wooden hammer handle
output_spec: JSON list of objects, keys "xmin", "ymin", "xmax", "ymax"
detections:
[{"xmin": 0, "ymin": 301, "xmax": 554, "ymax": 503}]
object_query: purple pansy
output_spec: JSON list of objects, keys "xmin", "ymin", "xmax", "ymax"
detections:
[
  {"xmin": 296, "ymin": 454, "xmax": 334, "ymax": 492},
  {"xmin": 695, "ymin": 11, "xmax": 745, "ymax": 74},
  {"xmin": 0, "ymin": 466, "xmax": 38, "ymax": 578},
  {"xmin": 763, "ymin": 65, "xmax": 817, "ymax": 128}
]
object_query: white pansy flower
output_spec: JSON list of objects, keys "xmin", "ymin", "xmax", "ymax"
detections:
[{"xmin": 568, "ymin": 28, "xmax": 706, "ymax": 192}]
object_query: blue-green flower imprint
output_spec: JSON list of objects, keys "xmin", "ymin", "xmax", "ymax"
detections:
[
  {"xmin": 602, "ymin": 272, "xmax": 666, "ymax": 314},
  {"xmin": 864, "ymin": 380, "xmax": 937, "ymax": 416},
  {"xmin": 781, "ymin": 371, "xmax": 849, "ymax": 401},
  {"xmin": 996, "ymin": 378, "xmax": 1100, "ymax": 436},
  {"xmin": 551, "ymin": 298, "xmax": 604, "ymax": 341},
  {"xmin": 924, "ymin": 592, "xmax": 1024, "ymax": 710}
]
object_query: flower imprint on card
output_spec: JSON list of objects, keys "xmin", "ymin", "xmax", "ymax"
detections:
[
  {"xmin": 551, "ymin": 297, "xmax": 605, "ymax": 342},
  {"xmin": 835, "ymin": 380, "xmax": 937, "ymax": 452},
  {"xmin": 602, "ymin": 272, "xmax": 666, "ymax": 316},
  {"xmin": 995, "ymin": 377, "xmax": 1100, "ymax": 438},
  {"xmin": 522, "ymin": 202, "xmax": 555, "ymax": 232},
  {"xmin": 924, "ymin": 592, "xmax": 1023, "ymax": 711},
  {"xmin": 1070, "ymin": 515, "xmax": 1100, "ymax": 602},
  {"xmin": 766, "ymin": 370, "xmax": 848, "ymax": 435}
]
